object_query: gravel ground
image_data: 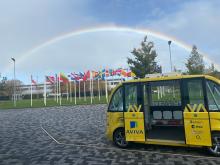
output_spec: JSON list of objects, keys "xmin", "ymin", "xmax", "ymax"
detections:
[{"xmin": 0, "ymin": 104, "xmax": 220, "ymax": 165}]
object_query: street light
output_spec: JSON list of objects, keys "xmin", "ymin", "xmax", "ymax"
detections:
[
  {"xmin": 168, "ymin": 41, "xmax": 173, "ymax": 72},
  {"xmin": 11, "ymin": 57, "xmax": 16, "ymax": 107}
]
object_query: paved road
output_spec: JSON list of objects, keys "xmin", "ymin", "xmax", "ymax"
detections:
[{"xmin": 0, "ymin": 105, "xmax": 220, "ymax": 165}]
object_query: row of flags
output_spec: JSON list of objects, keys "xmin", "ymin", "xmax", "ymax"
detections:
[
  {"xmin": 31, "ymin": 68, "xmax": 136, "ymax": 85},
  {"xmin": 29, "ymin": 68, "xmax": 135, "ymax": 107}
]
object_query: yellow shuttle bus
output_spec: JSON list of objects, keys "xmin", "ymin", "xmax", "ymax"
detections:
[{"xmin": 106, "ymin": 75, "xmax": 220, "ymax": 156}]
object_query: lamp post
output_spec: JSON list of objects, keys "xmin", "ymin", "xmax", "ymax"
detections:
[
  {"xmin": 168, "ymin": 41, "xmax": 173, "ymax": 72},
  {"xmin": 11, "ymin": 57, "xmax": 16, "ymax": 107}
]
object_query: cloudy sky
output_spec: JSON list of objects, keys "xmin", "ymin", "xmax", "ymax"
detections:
[{"xmin": 0, "ymin": 0, "xmax": 220, "ymax": 84}]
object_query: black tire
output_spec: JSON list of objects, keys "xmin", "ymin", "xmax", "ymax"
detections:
[
  {"xmin": 113, "ymin": 128, "xmax": 130, "ymax": 148},
  {"xmin": 207, "ymin": 133, "xmax": 220, "ymax": 156}
]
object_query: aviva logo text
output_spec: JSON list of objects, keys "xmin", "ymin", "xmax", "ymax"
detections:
[{"xmin": 126, "ymin": 121, "xmax": 144, "ymax": 135}]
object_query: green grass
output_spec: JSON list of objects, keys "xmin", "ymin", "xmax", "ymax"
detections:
[{"xmin": 0, "ymin": 96, "xmax": 107, "ymax": 109}]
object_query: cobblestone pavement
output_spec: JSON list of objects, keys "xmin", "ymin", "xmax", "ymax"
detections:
[{"xmin": 0, "ymin": 104, "xmax": 220, "ymax": 165}]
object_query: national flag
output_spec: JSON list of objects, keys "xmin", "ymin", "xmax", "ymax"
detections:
[
  {"xmin": 115, "ymin": 69, "xmax": 122, "ymax": 76},
  {"xmin": 83, "ymin": 71, "xmax": 90, "ymax": 81},
  {"xmin": 46, "ymin": 76, "xmax": 55, "ymax": 84},
  {"xmin": 121, "ymin": 69, "xmax": 127, "ymax": 77},
  {"xmin": 60, "ymin": 73, "xmax": 69, "ymax": 83},
  {"xmin": 97, "ymin": 70, "xmax": 102, "ymax": 79},
  {"xmin": 131, "ymin": 71, "xmax": 136, "ymax": 77},
  {"xmin": 127, "ymin": 71, "xmax": 132, "ymax": 77},
  {"xmin": 101, "ymin": 69, "xmax": 106, "ymax": 80},
  {"xmin": 100, "ymin": 69, "xmax": 109, "ymax": 80},
  {"xmin": 105, "ymin": 69, "xmax": 110, "ymax": 77},
  {"xmin": 112, "ymin": 69, "xmax": 117, "ymax": 76},
  {"xmin": 109, "ymin": 69, "xmax": 113, "ymax": 76},
  {"xmin": 126, "ymin": 70, "xmax": 136, "ymax": 77},
  {"xmin": 31, "ymin": 75, "xmax": 37, "ymax": 85},
  {"xmin": 68, "ymin": 73, "xmax": 76, "ymax": 81},
  {"xmin": 79, "ymin": 72, "xmax": 85, "ymax": 79},
  {"xmin": 92, "ymin": 71, "xmax": 99, "ymax": 79},
  {"xmin": 68, "ymin": 72, "xmax": 85, "ymax": 81}
]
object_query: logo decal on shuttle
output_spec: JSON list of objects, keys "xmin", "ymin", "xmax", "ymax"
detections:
[
  {"xmin": 130, "ymin": 121, "xmax": 138, "ymax": 128},
  {"xmin": 128, "ymin": 105, "xmax": 142, "ymax": 112},
  {"xmin": 184, "ymin": 104, "xmax": 207, "ymax": 112}
]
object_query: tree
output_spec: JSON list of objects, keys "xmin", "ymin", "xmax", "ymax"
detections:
[
  {"xmin": 3, "ymin": 79, "xmax": 23, "ymax": 98},
  {"xmin": 185, "ymin": 45, "xmax": 205, "ymax": 74},
  {"xmin": 173, "ymin": 66, "xmax": 182, "ymax": 73},
  {"xmin": 0, "ymin": 77, "xmax": 8, "ymax": 96},
  {"xmin": 210, "ymin": 63, "xmax": 215, "ymax": 73},
  {"xmin": 206, "ymin": 63, "xmax": 220, "ymax": 79},
  {"xmin": 127, "ymin": 36, "xmax": 162, "ymax": 78}
]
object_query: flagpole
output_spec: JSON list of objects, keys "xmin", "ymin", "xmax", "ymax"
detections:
[
  {"xmin": 44, "ymin": 76, "xmax": 47, "ymax": 106},
  {"xmin": 98, "ymin": 78, "xmax": 100, "ymax": 101},
  {"xmin": 36, "ymin": 75, "xmax": 38, "ymax": 100},
  {"xmin": 45, "ymin": 77, "xmax": 47, "ymax": 106},
  {"xmin": 31, "ymin": 75, "xmax": 33, "ymax": 107},
  {"xmin": 74, "ymin": 80, "xmax": 76, "ymax": 104},
  {"xmin": 92, "ymin": 76, "xmax": 94, "ymax": 99},
  {"xmin": 70, "ymin": 81, "xmax": 72, "ymax": 103},
  {"xmin": 84, "ymin": 81, "xmax": 86, "ymax": 101},
  {"xmin": 66, "ymin": 83, "xmax": 68, "ymax": 101},
  {"xmin": 90, "ymin": 71, "xmax": 92, "ymax": 104},
  {"xmin": 57, "ymin": 74, "xmax": 59, "ymax": 103},
  {"xmin": 105, "ymin": 70, "xmax": 108, "ymax": 103},
  {"xmin": 59, "ymin": 73, "xmax": 61, "ymax": 106},
  {"xmin": 79, "ymin": 80, "xmax": 81, "ymax": 100},
  {"xmin": 54, "ymin": 77, "xmax": 56, "ymax": 101},
  {"xmin": 56, "ymin": 74, "xmax": 58, "ymax": 103}
]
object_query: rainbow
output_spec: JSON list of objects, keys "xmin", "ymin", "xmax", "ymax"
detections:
[{"xmin": 4, "ymin": 25, "xmax": 220, "ymax": 71}]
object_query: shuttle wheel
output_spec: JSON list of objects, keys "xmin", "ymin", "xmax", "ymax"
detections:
[
  {"xmin": 208, "ymin": 133, "xmax": 220, "ymax": 156},
  {"xmin": 113, "ymin": 128, "xmax": 129, "ymax": 148}
]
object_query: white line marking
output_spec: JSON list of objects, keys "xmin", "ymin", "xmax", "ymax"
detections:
[
  {"xmin": 40, "ymin": 125, "xmax": 220, "ymax": 160},
  {"xmin": 40, "ymin": 124, "xmax": 61, "ymax": 144}
]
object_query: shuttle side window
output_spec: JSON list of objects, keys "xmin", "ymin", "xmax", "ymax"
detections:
[
  {"xmin": 108, "ymin": 87, "xmax": 123, "ymax": 112},
  {"xmin": 206, "ymin": 80, "xmax": 220, "ymax": 111},
  {"xmin": 187, "ymin": 80, "xmax": 205, "ymax": 105},
  {"xmin": 125, "ymin": 84, "xmax": 137, "ymax": 112},
  {"xmin": 150, "ymin": 80, "xmax": 181, "ymax": 106}
]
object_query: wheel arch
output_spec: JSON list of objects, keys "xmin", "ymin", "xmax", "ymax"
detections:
[
  {"xmin": 113, "ymin": 127, "xmax": 130, "ymax": 148},
  {"xmin": 113, "ymin": 127, "xmax": 125, "ymax": 138}
]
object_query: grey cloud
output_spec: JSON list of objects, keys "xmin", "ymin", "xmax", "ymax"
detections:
[
  {"xmin": 0, "ymin": 0, "xmax": 98, "ymax": 73},
  {"xmin": 139, "ymin": 0, "xmax": 220, "ymax": 66}
]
